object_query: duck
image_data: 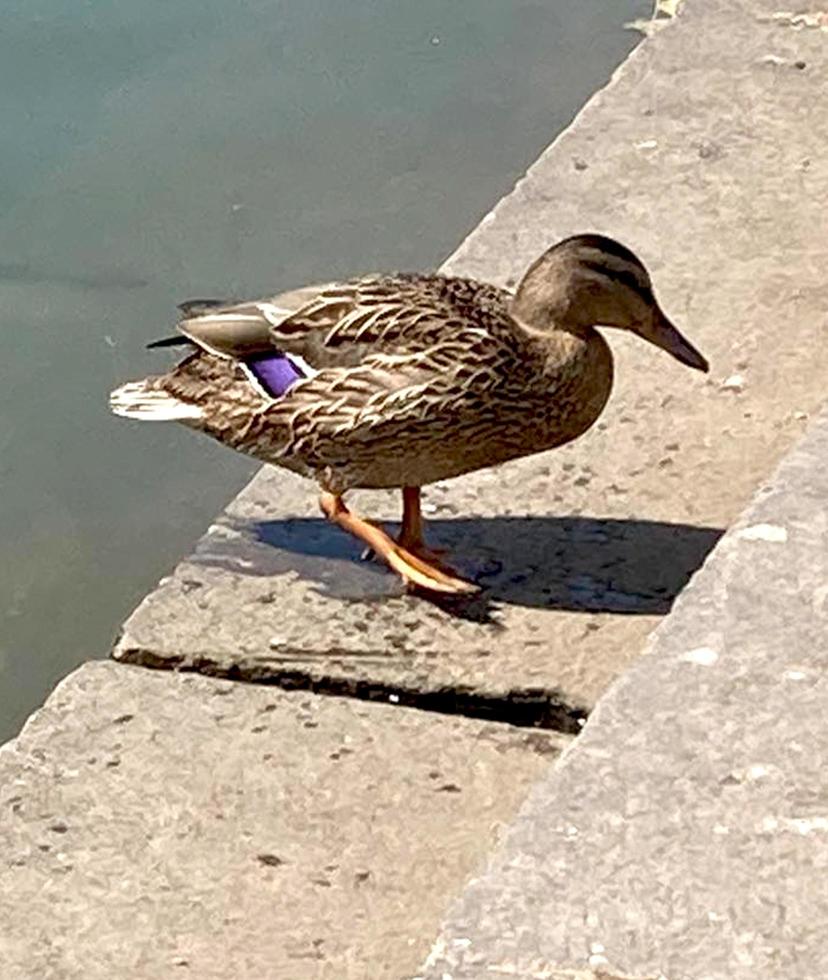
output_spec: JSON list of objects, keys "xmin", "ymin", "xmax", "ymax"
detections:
[{"xmin": 110, "ymin": 233, "xmax": 708, "ymax": 595}]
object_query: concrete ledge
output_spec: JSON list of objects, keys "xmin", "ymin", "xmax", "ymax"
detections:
[
  {"xmin": 0, "ymin": 662, "xmax": 567, "ymax": 979},
  {"xmin": 113, "ymin": 466, "xmax": 721, "ymax": 728},
  {"xmin": 419, "ymin": 406, "xmax": 828, "ymax": 979}
]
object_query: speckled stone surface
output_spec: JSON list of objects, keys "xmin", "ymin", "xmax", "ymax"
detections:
[
  {"xmin": 113, "ymin": 466, "xmax": 721, "ymax": 722},
  {"xmin": 113, "ymin": 0, "xmax": 827, "ymax": 711},
  {"xmin": 419, "ymin": 407, "xmax": 828, "ymax": 980},
  {"xmin": 0, "ymin": 662, "xmax": 566, "ymax": 980}
]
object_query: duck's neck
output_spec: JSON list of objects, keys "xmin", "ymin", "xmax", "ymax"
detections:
[
  {"xmin": 513, "ymin": 310, "xmax": 597, "ymax": 362},
  {"xmin": 510, "ymin": 276, "xmax": 598, "ymax": 334}
]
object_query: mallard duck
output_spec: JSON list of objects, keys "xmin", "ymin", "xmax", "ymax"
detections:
[{"xmin": 111, "ymin": 234, "xmax": 707, "ymax": 595}]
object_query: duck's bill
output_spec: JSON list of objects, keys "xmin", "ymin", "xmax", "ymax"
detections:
[{"xmin": 647, "ymin": 313, "xmax": 709, "ymax": 373}]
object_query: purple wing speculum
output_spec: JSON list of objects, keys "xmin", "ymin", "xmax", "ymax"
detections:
[{"xmin": 243, "ymin": 352, "xmax": 312, "ymax": 398}]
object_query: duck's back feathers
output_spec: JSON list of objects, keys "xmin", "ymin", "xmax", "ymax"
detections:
[{"xmin": 165, "ymin": 274, "xmax": 514, "ymax": 376}]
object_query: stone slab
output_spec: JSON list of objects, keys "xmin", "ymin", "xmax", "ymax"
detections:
[
  {"xmin": 418, "ymin": 408, "xmax": 828, "ymax": 980},
  {"xmin": 0, "ymin": 661, "xmax": 567, "ymax": 980},
  {"xmin": 113, "ymin": 466, "xmax": 720, "ymax": 728},
  {"xmin": 114, "ymin": 0, "xmax": 828, "ymax": 712}
]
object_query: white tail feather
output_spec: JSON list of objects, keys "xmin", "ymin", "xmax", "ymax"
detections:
[{"xmin": 109, "ymin": 381, "xmax": 203, "ymax": 421}]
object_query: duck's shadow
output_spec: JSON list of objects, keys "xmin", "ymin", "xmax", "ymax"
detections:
[{"xmin": 194, "ymin": 515, "xmax": 722, "ymax": 618}]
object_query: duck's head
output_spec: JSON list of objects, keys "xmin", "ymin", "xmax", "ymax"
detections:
[{"xmin": 512, "ymin": 234, "xmax": 709, "ymax": 372}]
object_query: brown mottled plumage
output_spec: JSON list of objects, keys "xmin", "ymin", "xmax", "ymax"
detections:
[{"xmin": 111, "ymin": 234, "xmax": 708, "ymax": 594}]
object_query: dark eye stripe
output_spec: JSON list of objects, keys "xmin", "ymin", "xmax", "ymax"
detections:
[{"xmin": 579, "ymin": 259, "xmax": 652, "ymax": 301}]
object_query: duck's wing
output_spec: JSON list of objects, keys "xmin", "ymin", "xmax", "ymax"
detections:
[
  {"xmin": 160, "ymin": 273, "xmax": 518, "ymax": 408},
  {"xmin": 255, "ymin": 327, "xmax": 516, "ymax": 469},
  {"xmin": 174, "ymin": 274, "xmax": 512, "ymax": 369},
  {"xmin": 265, "ymin": 275, "xmax": 510, "ymax": 365},
  {"xmin": 263, "ymin": 283, "xmax": 522, "ymax": 461},
  {"xmin": 168, "ymin": 283, "xmax": 329, "ymax": 358}
]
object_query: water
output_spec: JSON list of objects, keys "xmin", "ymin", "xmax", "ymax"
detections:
[{"xmin": 0, "ymin": 0, "xmax": 647, "ymax": 743}]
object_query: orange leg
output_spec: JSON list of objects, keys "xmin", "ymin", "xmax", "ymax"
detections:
[
  {"xmin": 398, "ymin": 486, "xmax": 448, "ymax": 561},
  {"xmin": 320, "ymin": 491, "xmax": 478, "ymax": 595},
  {"xmin": 399, "ymin": 487, "xmax": 425, "ymax": 550}
]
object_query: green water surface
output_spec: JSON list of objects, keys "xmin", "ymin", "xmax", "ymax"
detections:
[{"xmin": 0, "ymin": 0, "xmax": 647, "ymax": 742}]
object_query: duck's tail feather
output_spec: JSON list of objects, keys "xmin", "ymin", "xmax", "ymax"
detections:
[
  {"xmin": 109, "ymin": 380, "xmax": 204, "ymax": 422},
  {"xmin": 146, "ymin": 335, "xmax": 196, "ymax": 350}
]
